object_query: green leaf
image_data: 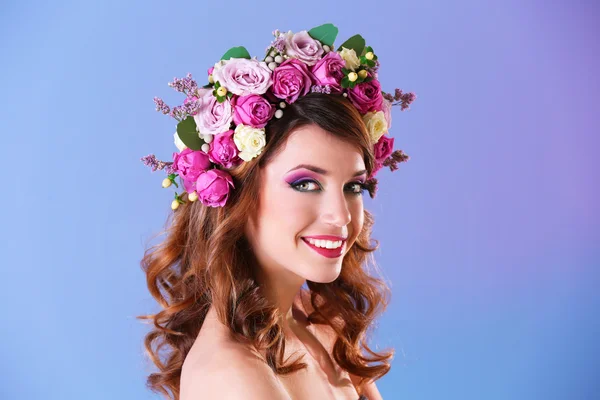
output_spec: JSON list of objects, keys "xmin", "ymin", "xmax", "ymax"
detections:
[
  {"xmin": 176, "ymin": 117, "xmax": 204, "ymax": 151},
  {"xmin": 337, "ymin": 34, "xmax": 365, "ymax": 57},
  {"xmin": 341, "ymin": 77, "xmax": 350, "ymax": 89},
  {"xmin": 214, "ymin": 81, "xmax": 221, "ymax": 89},
  {"xmin": 221, "ymin": 46, "xmax": 251, "ymax": 60},
  {"xmin": 366, "ymin": 59, "xmax": 375, "ymax": 68},
  {"xmin": 307, "ymin": 23, "xmax": 339, "ymax": 47}
]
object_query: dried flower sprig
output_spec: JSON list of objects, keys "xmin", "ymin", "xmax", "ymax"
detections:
[
  {"xmin": 383, "ymin": 149, "xmax": 410, "ymax": 172},
  {"xmin": 310, "ymin": 84, "xmax": 333, "ymax": 94},
  {"xmin": 153, "ymin": 97, "xmax": 171, "ymax": 115},
  {"xmin": 382, "ymin": 89, "xmax": 417, "ymax": 111},
  {"xmin": 141, "ymin": 154, "xmax": 175, "ymax": 174},
  {"xmin": 167, "ymin": 73, "xmax": 199, "ymax": 96},
  {"xmin": 266, "ymin": 29, "xmax": 286, "ymax": 55}
]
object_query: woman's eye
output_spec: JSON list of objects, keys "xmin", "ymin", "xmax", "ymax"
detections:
[
  {"xmin": 348, "ymin": 182, "xmax": 366, "ymax": 195},
  {"xmin": 292, "ymin": 180, "xmax": 320, "ymax": 192},
  {"xmin": 291, "ymin": 179, "xmax": 366, "ymax": 195}
]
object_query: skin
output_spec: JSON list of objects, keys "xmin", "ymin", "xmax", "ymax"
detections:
[
  {"xmin": 244, "ymin": 123, "xmax": 367, "ymax": 333},
  {"xmin": 184, "ymin": 124, "xmax": 383, "ymax": 399}
]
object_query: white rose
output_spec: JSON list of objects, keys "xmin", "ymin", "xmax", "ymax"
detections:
[
  {"xmin": 338, "ymin": 47, "xmax": 361, "ymax": 71},
  {"xmin": 173, "ymin": 131, "xmax": 187, "ymax": 151},
  {"xmin": 233, "ymin": 124, "xmax": 266, "ymax": 161},
  {"xmin": 362, "ymin": 111, "xmax": 388, "ymax": 144}
]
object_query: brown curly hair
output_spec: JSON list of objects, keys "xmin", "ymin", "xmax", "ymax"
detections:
[{"xmin": 137, "ymin": 93, "xmax": 394, "ymax": 399}]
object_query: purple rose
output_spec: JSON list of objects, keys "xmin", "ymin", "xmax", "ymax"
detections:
[
  {"xmin": 310, "ymin": 52, "xmax": 345, "ymax": 93},
  {"xmin": 371, "ymin": 135, "xmax": 395, "ymax": 177},
  {"xmin": 271, "ymin": 59, "xmax": 313, "ymax": 103},
  {"xmin": 211, "ymin": 58, "xmax": 273, "ymax": 96},
  {"xmin": 284, "ymin": 31, "xmax": 324, "ymax": 66},
  {"xmin": 196, "ymin": 169, "xmax": 235, "ymax": 208},
  {"xmin": 193, "ymin": 88, "xmax": 234, "ymax": 135},
  {"xmin": 172, "ymin": 148, "xmax": 212, "ymax": 192},
  {"xmin": 207, "ymin": 129, "xmax": 243, "ymax": 169},
  {"xmin": 232, "ymin": 94, "xmax": 274, "ymax": 128},
  {"xmin": 347, "ymin": 79, "xmax": 384, "ymax": 114}
]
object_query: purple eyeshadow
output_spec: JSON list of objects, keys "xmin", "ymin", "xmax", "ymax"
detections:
[
  {"xmin": 285, "ymin": 171, "xmax": 320, "ymax": 185},
  {"xmin": 285, "ymin": 170, "xmax": 367, "ymax": 186}
]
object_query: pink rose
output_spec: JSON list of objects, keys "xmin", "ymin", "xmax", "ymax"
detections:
[
  {"xmin": 374, "ymin": 135, "xmax": 395, "ymax": 161},
  {"xmin": 310, "ymin": 52, "xmax": 345, "ymax": 93},
  {"xmin": 271, "ymin": 59, "xmax": 313, "ymax": 104},
  {"xmin": 347, "ymin": 79, "xmax": 384, "ymax": 114},
  {"xmin": 371, "ymin": 135, "xmax": 395, "ymax": 177},
  {"xmin": 211, "ymin": 58, "xmax": 273, "ymax": 96},
  {"xmin": 208, "ymin": 130, "xmax": 243, "ymax": 169},
  {"xmin": 232, "ymin": 95, "xmax": 274, "ymax": 128},
  {"xmin": 284, "ymin": 31, "xmax": 324, "ymax": 66},
  {"xmin": 193, "ymin": 88, "xmax": 234, "ymax": 135},
  {"xmin": 172, "ymin": 148, "xmax": 212, "ymax": 192},
  {"xmin": 196, "ymin": 169, "xmax": 235, "ymax": 208}
]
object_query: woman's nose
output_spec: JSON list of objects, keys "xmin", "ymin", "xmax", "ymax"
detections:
[{"xmin": 320, "ymin": 191, "xmax": 351, "ymax": 227}]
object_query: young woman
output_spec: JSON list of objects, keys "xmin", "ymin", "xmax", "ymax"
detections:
[{"xmin": 139, "ymin": 25, "xmax": 415, "ymax": 400}]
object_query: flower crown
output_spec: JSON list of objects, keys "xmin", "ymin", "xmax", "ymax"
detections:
[{"xmin": 141, "ymin": 23, "xmax": 416, "ymax": 210}]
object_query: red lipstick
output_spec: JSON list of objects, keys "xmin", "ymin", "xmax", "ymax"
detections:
[{"xmin": 301, "ymin": 237, "xmax": 346, "ymax": 259}]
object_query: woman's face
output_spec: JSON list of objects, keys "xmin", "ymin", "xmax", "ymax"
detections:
[{"xmin": 245, "ymin": 123, "xmax": 367, "ymax": 285}]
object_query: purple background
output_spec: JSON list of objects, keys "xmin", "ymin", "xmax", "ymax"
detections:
[{"xmin": 1, "ymin": 0, "xmax": 598, "ymax": 399}]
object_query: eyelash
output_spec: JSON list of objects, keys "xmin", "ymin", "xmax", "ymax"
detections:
[{"xmin": 290, "ymin": 179, "xmax": 367, "ymax": 196}]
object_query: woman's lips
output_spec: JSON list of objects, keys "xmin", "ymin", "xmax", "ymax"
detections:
[{"xmin": 301, "ymin": 237, "xmax": 345, "ymax": 259}]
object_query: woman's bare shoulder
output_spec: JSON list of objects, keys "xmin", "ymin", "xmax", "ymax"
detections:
[{"xmin": 181, "ymin": 331, "xmax": 291, "ymax": 400}]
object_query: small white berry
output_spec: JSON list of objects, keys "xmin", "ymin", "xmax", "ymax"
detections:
[
  {"xmin": 171, "ymin": 200, "xmax": 180, "ymax": 210},
  {"xmin": 188, "ymin": 191, "xmax": 198, "ymax": 202},
  {"xmin": 274, "ymin": 109, "xmax": 284, "ymax": 119},
  {"xmin": 279, "ymin": 102, "xmax": 286, "ymax": 108},
  {"xmin": 342, "ymin": 93, "xmax": 348, "ymax": 97},
  {"xmin": 201, "ymin": 143, "xmax": 210, "ymax": 153},
  {"xmin": 269, "ymin": 50, "xmax": 276, "ymax": 57},
  {"xmin": 162, "ymin": 178, "xmax": 172, "ymax": 188},
  {"xmin": 203, "ymin": 134, "xmax": 213, "ymax": 144},
  {"xmin": 265, "ymin": 56, "xmax": 274, "ymax": 63},
  {"xmin": 274, "ymin": 55, "xmax": 283, "ymax": 63},
  {"xmin": 268, "ymin": 62, "xmax": 277, "ymax": 70},
  {"xmin": 323, "ymin": 45, "xmax": 330, "ymax": 53}
]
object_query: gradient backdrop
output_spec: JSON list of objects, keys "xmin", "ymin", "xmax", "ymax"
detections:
[{"xmin": 1, "ymin": 0, "xmax": 598, "ymax": 399}]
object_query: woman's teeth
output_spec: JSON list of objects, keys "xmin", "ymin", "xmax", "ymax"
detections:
[{"xmin": 305, "ymin": 238, "xmax": 343, "ymax": 249}]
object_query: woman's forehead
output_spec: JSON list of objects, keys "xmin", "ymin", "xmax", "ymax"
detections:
[{"xmin": 266, "ymin": 125, "xmax": 365, "ymax": 174}]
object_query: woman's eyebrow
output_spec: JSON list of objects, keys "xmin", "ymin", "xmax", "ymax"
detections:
[{"xmin": 287, "ymin": 164, "xmax": 367, "ymax": 177}]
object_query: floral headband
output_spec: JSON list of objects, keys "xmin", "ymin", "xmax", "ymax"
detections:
[{"xmin": 141, "ymin": 23, "xmax": 416, "ymax": 210}]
